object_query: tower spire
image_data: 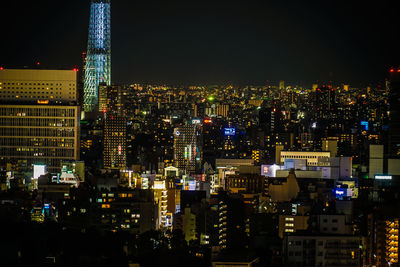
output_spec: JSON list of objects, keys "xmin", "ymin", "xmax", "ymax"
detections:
[{"xmin": 83, "ymin": 0, "xmax": 111, "ymax": 112}]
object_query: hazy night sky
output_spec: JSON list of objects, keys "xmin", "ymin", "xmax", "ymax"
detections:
[{"xmin": 1, "ymin": 0, "xmax": 399, "ymax": 85}]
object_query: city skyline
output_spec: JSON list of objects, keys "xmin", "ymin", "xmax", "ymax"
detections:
[
  {"xmin": 1, "ymin": 0, "xmax": 399, "ymax": 85},
  {"xmin": 1, "ymin": 1, "xmax": 400, "ymax": 265}
]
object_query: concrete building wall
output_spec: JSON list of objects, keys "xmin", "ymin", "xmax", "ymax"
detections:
[
  {"xmin": 0, "ymin": 69, "xmax": 78, "ymax": 102},
  {"xmin": 388, "ymin": 159, "xmax": 400, "ymax": 175}
]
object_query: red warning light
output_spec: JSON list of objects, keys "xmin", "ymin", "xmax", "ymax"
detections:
[
  {"xmin": 0, "ymin": 67, "xmax": 4, "ymax": 70},
  {"xmin": 36, "ymin": 62, "xmax": 40, "ymax": 66},
  {"xmin": 73, "ymin": 68, "xmax": 79, "ymax": 72}
]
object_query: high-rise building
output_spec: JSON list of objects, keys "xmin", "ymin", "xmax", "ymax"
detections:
[
  {"xmin": 279, "ymin": 80, "xmax": 285, "ymax": 90},
  {"xmin": 367, "ymin": 214, "xmax": 400, "ymax": 266},
  {"xmin": 103, "ymin": 115, "xmax": 126, "ymax": 169},
  {"xmin": 389, "ymin": 68, "xmax": 400, "ymax": 158},
  {"xmin": 0, "ymin": 69, "xmax": 80, "ymax": 173},
  {"xmin": 99, "ymin": 84, "xmax": 124, "ymax": 114},
  {"xmin": 83, "ymin": 0, "xmax": 111, "ymax": 112},
  {"xmin": 315, "ymin": 85, "xmax": 336, "ymax": 116},
  {"xmin": 369, "ymin": 144, "xmax": 384, "ymax": 179},
  {"xmin": 103, "ymin": 85, "xmax": 126, "ymax": 169},
  {"xmin": 173, "ymin": 124, "xmax": 201, "ymax": 174}
]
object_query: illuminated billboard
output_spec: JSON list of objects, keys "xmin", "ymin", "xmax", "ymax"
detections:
[
  {"xmin": 153, "ymin": 180, "xmax": 165, "ymax": 189},
  {"xmin": 334, "ymin": 188, "xmax": 345, "ymax": 196},
  {"xmin": 261, "ymin": 164, "xmax": 281, "ymax": 177},
  {"xmin": 188, "ymin": 180, "xmax": 196, "ymax": 191},
  {"xmin": 203, "ymin": 118, "xmax": 212, "ymax": 124},
  {"xmin": 33, "ymin": 164, "xmax": 46, "ymax": 179},
  {"xmin": 192, "ymin": 118, "xmax": 201, "ymax": 125},
  {"xmin": 361, "ymin": 121, "xmax": 369, "ymax": 130},
  {"xmin": 224, "ymin": 128, "xmax": 236, "ymax": 136},
  {"xmin": 374, "ymin": 175, "xmax": 392, "ymax": 180},
  {"xmin": 334, "ymin": 187, "xmax": 355, "ymax": 199}
]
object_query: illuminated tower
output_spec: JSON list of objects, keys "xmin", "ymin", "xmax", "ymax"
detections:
[{"xmin": 84, "ymin": 0, "xmax": 111, "ymax": 112}]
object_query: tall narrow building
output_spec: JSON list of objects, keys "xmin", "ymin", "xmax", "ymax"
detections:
[
  {"xmin": 103, "ymin": 85, "xmax": 126, "ymax": 169},
  {"xmin": 83, "ymin": 0, "xmax": 111, "ymax": 112},
  {"xmin": 173, "ymin": 124, "xmax": 201, "ymax": 174}
]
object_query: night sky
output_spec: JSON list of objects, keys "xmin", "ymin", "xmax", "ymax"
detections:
[{"xmin": 2, "ymin": 0, "xmax": 399, "ymax": 85}]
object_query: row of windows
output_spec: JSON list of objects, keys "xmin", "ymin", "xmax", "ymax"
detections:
[
  {"xmin": 0, "ymin": 107, "xmax": 77, "ymax": 117},
  {"xmin": 0, "ymin": 91, "xmax": 71, "ymax": 95},
  {"xmin": 0, "ymin": 118, "xmax": 75, "ymax": 127},
  {"xmin": 0, "ymin": 95, "xmax": 74, "ymax": 100},
  {"xmin": 0, "ymin": 137, "xmax": 76, "ymax": 147},
  {"xmin": 0, "ymin": 87, "xmax": 75, "ymax": 91},
  {"xmin": 4, "ymin": 158, "xmax": 71, "ymax": 171},
  {"xmin": 0, "ymin": 147, "xmax": 75, "ymax": 157},
  {"xmin": 1, "ymin": 82, "xmax": 75, "ymax": 86},
  {"xmin": 0, "ymin": 128, "xmax": 75, "ymax": 137},
  {"xmin": 282, "ymin": 155, "xmax": 329, "ymax": 159}
]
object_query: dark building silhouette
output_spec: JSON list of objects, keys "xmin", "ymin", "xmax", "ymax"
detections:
[{"xmin": 389, "ymin": 69, "xmax": 400, "ymax": 158}]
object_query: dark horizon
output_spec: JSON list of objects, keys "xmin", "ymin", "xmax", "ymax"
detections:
[{"xmin": 2, "ymin": 0, "xmax": 399, "ymax": 85}]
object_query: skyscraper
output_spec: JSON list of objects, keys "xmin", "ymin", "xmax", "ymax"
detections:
[
  {"xmin": 103, "ymin": 85, "xmax": 126, "ymax": 169},
  {"xmin": 173, "ymin": 124, "xmax": 201, "ymax": 174},
  {"xmin": 83, "ymin": 0, "xmax": 111, "ymax": 112}
]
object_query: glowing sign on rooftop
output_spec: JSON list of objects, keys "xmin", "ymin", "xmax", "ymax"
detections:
[
  {"xmin": 361, "ymin": 121, "xmax": 369, "ymax": 131},
  {"xmin": 224, "ymin": 128, "xmax": 236, "ymax": 136},
  {"xmin": 375, "ymin": 175, "xmax": 392, "ymax": 180}
]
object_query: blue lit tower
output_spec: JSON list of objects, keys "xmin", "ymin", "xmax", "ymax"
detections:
[{"xmin": 84, "ymin": 0, "xmax": 111, "ymax": 112}]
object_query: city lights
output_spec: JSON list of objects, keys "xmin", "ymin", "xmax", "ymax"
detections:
[{"xmin": 0, "ymin": 1, "xmax": 399, "ymax": 266}]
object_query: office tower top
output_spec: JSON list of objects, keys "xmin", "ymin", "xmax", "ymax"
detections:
[
  {"xmin": 84, "ymin": 0, "xmax": 111, "ymax": 112},
  {"xmin": 98, "ymin": 84, "xmax": 124, "ymax": 115},
  {"xmin": 0, "ymin": 69, "xmax": 78, "ymax": 104}
]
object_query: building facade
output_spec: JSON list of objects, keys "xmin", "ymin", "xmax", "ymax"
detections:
[
  {"xmin": 103, "ymin": 115, "xmax": 126, "ymax": 169},
  {"xmin": 284, "ymin": 235, "xmax": 360, "ymax": 267},
  {"xmin": 173, "ymin": 124, "xmax": 201, "ymax": 174},
  {"xmin": 0, "ymin": 69, "xmax": 78, "ymax": 103},
  {"xmin": 103, "ymin": 84, "xmax": 126, "ymax": 169},
  {"xmin": 280, "ymin": 151, "xmax": 331, "ymax": 166},
  {"xmin": 0, "ymin": 69, "xmax": 80, "ymax": 173},
  {"xmin": 0, "ymin": 105, "xmax": 80, "ymax": 173}
]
